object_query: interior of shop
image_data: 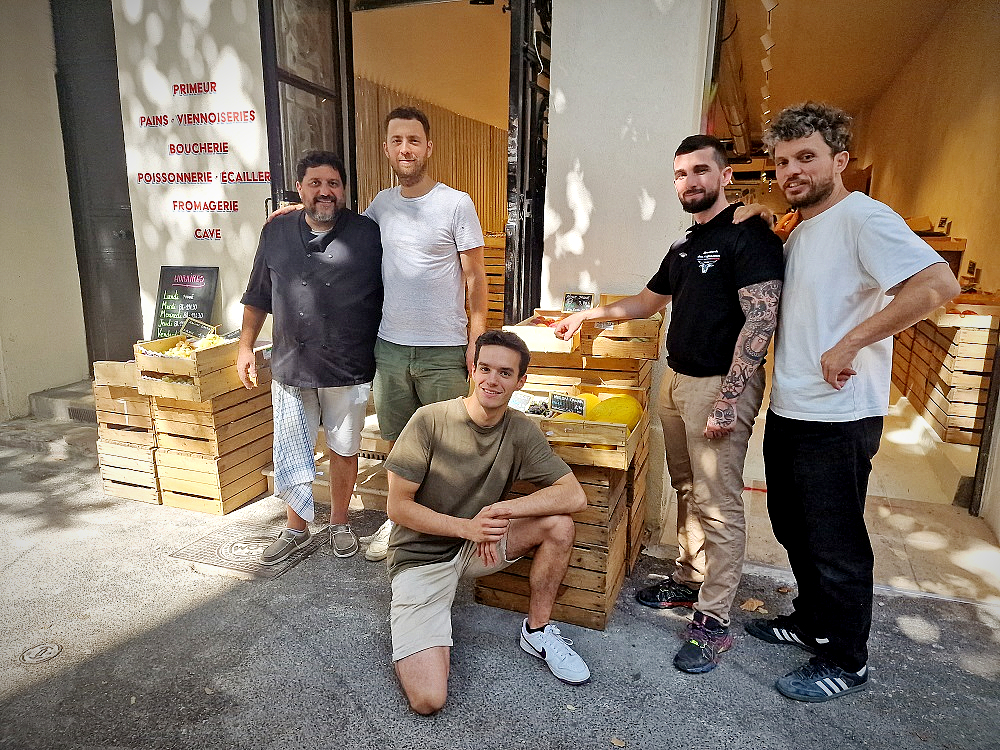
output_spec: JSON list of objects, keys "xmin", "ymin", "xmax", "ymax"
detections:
[{"xmin": 707, "ymin": 0, "xmax": 1000, "ymax": 600}]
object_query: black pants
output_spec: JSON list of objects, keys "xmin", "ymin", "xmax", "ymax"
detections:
[{"xmin": 762, "ymin": 410, "xmax": 883, "ymax": 672}]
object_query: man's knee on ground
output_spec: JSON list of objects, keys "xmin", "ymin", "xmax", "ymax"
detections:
[
  {"xmin": 398, "ymin": 672, "xmax": 448, "ymax": 715},
  {"xmin": 406, "ymin": 685, "xmax": 447, "ymax": 715}
]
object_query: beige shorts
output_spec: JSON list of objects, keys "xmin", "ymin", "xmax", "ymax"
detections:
[{"xmin": 390, "ymin": 536, "xmax": 518, "ymax": 662}]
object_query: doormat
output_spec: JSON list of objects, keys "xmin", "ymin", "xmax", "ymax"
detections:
[{"xmin": 169, "ymin": 521, "xmax": 326, "ymax": 579}]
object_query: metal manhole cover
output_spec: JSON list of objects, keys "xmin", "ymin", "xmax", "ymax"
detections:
[
  {"xmin": 170, "ymin": 521, "xmax": 325, "ymax": 578},
  {"xmin": 21, "ymin": 643, "xmax": 61, "ymax": 664}
]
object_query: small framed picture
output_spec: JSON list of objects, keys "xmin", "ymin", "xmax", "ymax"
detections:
[{"xmin": 562, "ymin": 292, "xmax": 595, "ymax": 313}]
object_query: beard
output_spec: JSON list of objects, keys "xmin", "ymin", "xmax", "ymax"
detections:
[
  {"xmin": 679, "ymin": 186, "xmax": 719, "ymax": 214},
  {"xmin": 305, "ymin": 198, "xmax": 341, "ymax": 224},
  {"xmin": 785, "ymin": 174, "xmax": 836, "ymax": 210}
]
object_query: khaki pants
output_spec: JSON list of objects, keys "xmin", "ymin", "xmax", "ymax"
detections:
[{"xmin": 658, "ymin": 366, "xmax": 765, "ymax": 626}]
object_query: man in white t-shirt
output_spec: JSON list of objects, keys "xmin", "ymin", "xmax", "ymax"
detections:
[
  {"xmin": 743, "ymin": 102, "xmax": 959, "ymax": 702},
  {"xmin": 361, "ymin": 106, "xmax": 488, "ymax": 560}
]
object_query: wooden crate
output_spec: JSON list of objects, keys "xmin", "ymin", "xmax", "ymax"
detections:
[
  {"xmin": 504, "ymin": 310, "xmax": 580, "ymax": 353},
  {"xmin": 93, "ymin": 360, "xmax": 139, "ymax": 388},
  {"xmin": 525, "ymin": 351, "xmax": 653, "ymax": 391},
  {"xmin": 150, "ymin": 374, "xmax": 274, "ymax": 514},
  {"xmin": 156, "ymin": 444, "xmax": 271, "ymax": 515},
  {"xmin": 97, "ymin": 439, "xmax": 160, "ymax": 504},
  {"xmin": 896, "ymin": 308, "xmax": 998, "ymax": 446},
  {"xmin": 92, "ymin": 382, "xmax": 156, "ymax": 448},
  {"xmin": 580, "ymin": 315, "xmax": 664, "ymax": 360},
  {"xmin": 135, "ymin": 337, "xmax": 263, "ymax": 402},
  {"xmin": 522, "ymin": 383, "xmax": 647, "ymax": 470},
  {"xmin": 152, "ymin": 371, "xmax": 273, "ymax": 457},
  {"xmin": 483, "ymin": 234, "xmax": 505, "ymax": 331},
  {"xmin": 475, "ymin": 463, "xmax": 629, "ymax": 630}
]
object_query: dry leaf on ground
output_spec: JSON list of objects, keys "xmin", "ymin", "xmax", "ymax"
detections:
[
  {"xmin": 739, "ymin": 597, "xmax": 765, "ymax": 611},
  {"xmin": 611, "ymin": 738, "xmax": 627, "ymax": 748},
  {"xmin": 777, "ymin": 586, "xmax": 793, "ymax": 594}
]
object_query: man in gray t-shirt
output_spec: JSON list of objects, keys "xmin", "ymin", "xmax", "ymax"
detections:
[{"xmin": 384, "ymin": 330, "xmax": 591, "ymax": 715}]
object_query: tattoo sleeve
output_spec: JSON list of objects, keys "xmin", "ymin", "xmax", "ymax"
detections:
[{"xmin": 717, "ymin": 279, "xmax": 782, "ymax": 402}]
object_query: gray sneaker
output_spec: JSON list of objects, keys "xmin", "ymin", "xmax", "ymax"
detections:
[
  {"xmin": 260, "ymin": 528, "xmax": 311, "ymax": 566},
  {"xmin": 330, "ymin": 523, "xmax": 359, "ymax": 558}
]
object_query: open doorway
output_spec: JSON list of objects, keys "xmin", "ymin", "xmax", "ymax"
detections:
[
  {"xmin": 702, "ymin": 0, "xmax": 1000, "ymax": 603},
  {"xmin": 260, "ymin": 0, "xmax": 553, "ymax": 327}
]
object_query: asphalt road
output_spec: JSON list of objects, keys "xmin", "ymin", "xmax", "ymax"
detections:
[{"xmin": 1, "ymin": 420, "xmax": 997, "ymax": 750}]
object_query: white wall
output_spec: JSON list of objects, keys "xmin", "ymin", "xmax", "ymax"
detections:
[
  {"xmin": 0, "ymin": 2, "xmax": 90, "ymax": 419},
  {"xmin": 110, "ymin": 0, "xmax": 271, "ymax": 338},
  {"xmin": 546, "ymin": 0, "xmax": 715, "ymax": 537},
  {"xmin": 544, "ymin": 0, "xmax": 713, "ymax": 305}
]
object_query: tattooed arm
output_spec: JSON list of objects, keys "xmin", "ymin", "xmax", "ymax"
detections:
[{"xmin": 705, "ymin": 279, "xmax": 782, "ymax": 439}]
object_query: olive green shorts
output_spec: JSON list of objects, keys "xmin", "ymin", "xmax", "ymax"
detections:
[{"xmin": 373, "ymin": 338, "xmax": 469, "ymax": 441}]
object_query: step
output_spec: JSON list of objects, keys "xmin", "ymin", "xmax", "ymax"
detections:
[{"xmin": 28, "ymin": 379, "xmax": 96, "ymax": 423}]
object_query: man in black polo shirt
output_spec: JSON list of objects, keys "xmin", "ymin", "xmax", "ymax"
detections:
[
  {"xmin": 238, "ymin": 151, "xmax": 383, "ymax": 564},
  {"xmin": 554, "ymin": 135, "xmax": 783, "ymax": 673}
]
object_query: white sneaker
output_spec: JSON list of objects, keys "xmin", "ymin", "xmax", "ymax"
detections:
[
  {"xmin": 519, "ymin": 619, "xmax": 591, "ymax": 685},
  {"xmin": 364, "ymin": 518, "xmax": 393, "ymax": 561}
]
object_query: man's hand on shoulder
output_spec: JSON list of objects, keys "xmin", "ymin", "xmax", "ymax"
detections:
[
  {"xmin": 733, "ymin": 203, "xmax": 774, "ymax": 226},
  {"xmin": 266, "ymin": 203, "xmax": 303, "ymax": 223}
]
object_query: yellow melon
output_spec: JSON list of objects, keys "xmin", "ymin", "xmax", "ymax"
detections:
[
  {"xmin": 588, "ymin": 395, "xmax": 643, "ymax": 432},
  {"xmin": 554, "ymin": 411, "xmax": 584, "ymax": 421},
  {"xmin": 580, "ymin": 393, "xmax": 601, "ymax": 416}
]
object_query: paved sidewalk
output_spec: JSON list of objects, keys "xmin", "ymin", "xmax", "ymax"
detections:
[{"xmin": 1, "ymin": 417, "xmax": 997, "ymax": 750}]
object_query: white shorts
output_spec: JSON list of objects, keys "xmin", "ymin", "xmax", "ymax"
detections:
[
  {"xmin": 272, "ymin": 380, "xmax": 370, "ymax": 457},
  {"xmin": 390, "ymin": 536, "xmax": 519, "ymax": 662}
]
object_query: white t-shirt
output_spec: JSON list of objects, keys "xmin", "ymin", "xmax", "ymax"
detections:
[
  {"xmin": 770, "ymin": 192, "xmax": 945, "ymax": 422},
  {"xmin": 364, "ymin": 182, "xmax": 484, "ymax": 346}
]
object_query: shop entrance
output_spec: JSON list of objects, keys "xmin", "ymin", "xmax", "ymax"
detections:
[
  {"xmin": 259, "ymin": 0, "xmax": 552, "ymax": 324},
  {"xmin": 703, "ymin": 0, "xmax": 1000, "ymax": 601}
]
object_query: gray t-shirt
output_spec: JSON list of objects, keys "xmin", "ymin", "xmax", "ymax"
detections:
[
  {"xmin": 384, "ymin": 398, "xmax": 572, "ymax": 579},
  {"xmin": 364, "ymin": 182, "xmax": 485, "ymax": 347}
]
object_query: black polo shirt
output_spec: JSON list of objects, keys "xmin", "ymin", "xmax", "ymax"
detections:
[
  {"xmin": 646, "ymin": 203, "xmax": 784, "ymax": 377},
  {"xmin": 241, "ymin": 209, "xmax": 383, "ymax": 388}
]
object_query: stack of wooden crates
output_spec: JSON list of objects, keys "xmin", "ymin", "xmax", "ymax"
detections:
[
  {"xmin": 91, "ymin": 336, "xmax": 275, "ymax": 514},
  {"xmin": 474, "ymin": 302, "xmax": 662, "ymax": 630},
  {"xmin": 94, "ymin": 361, "xmax": 159, "ymax": 504},
  {"xmin": 892, "ymin": 306, "xmax": 997, "ymax": 446}
]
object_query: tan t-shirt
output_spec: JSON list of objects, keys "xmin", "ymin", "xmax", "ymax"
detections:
[{"xmin": 384, "ymin": 397, "xmax": 572, "ymax": 579}]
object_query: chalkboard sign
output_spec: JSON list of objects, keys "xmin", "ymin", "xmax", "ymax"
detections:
[
  {"xmin": 152, "ymin": 266, "xmax": 219, "ymax": 339},
  {"xmin": 550, "ymin": 392, "xmax": 586, "ymax": 416}
]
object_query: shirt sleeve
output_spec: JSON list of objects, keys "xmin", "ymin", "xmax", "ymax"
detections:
[
  {"xmin": 384, "ymin": 407, "xmax": 432, "ymax": 486},
  {"xmin": 857, "ymin": 207, "xmax": 946, "ymax": 292},
  {"xmin": 240, "ymin": 226, "xmax": 273, "ymax": 313},
  {"xmin": 646, "ymin": 243, "xmax": 677, "ymax": 296},
  {"xmin": 453, "ymin": 193, "xmax": 485, "ymax": 252},
  {"xmin": 733, "ymin": 219, "xmax": 785, "ymax": 290},
  {"xmin": 514, "ymin": 416, "xmax": 573, "ymax": 486}
]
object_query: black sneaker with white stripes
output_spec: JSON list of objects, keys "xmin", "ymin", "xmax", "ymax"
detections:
[
  {"xmin": 744, "ymin": 615, "xmax": 828, "ymax": 654},
  {"xmin": 776, "ymin": 657, "xmax": 869, "ymax": 702}
]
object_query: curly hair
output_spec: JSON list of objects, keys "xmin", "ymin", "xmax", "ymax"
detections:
[{"xmin": 763, "ymin": 102, "xmax": 853, "ymax": 156}]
